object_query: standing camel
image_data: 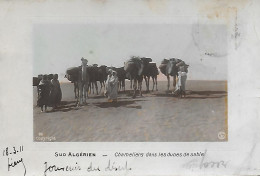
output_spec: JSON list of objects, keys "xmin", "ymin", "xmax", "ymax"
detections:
[
  {"xmin": 124, "ymin": 56, "xmax": 152, "ymax": 98},
  {"xmin": 65, "ymin": 66, "xmax": 81, "ymax": 99},
  {"xmin": 143, "ymin": 62, "xmax": 159, "ymax": 92},
  {"xmin": 159, "ymin": 58, "xmax": 188, "ymax": 93}
]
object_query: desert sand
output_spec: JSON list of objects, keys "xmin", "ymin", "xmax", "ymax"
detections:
[{"xmin": 33, "ymin": 80, "xmax": 227, "ymax": 142}]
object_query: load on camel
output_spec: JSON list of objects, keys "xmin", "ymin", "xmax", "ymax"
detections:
[
  {"xmin": 159, "ymin": 58, "xmax": 189, "ymax": 97},
  {"xmin": 124, "ymin": 56, "xmax": 152, "ymax": 98}
]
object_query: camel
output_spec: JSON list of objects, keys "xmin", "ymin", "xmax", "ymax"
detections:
[
  {"xmin": 65, "ymin": 58, "xmax": 89, "ymax": 105},
  {"xmin": 87, "ymin": 65, "xmax": 99, "ymax": 95},
  {"xmin": 124, "ymin": 56, "xmax": 152, "ymax": 98},
  {"xmin": 65, "ymin": 66, "xmax": 81, "ymax": 99},
  {"xmin": 87, "ymin": 64, "xmax": 108, "ymax": 95},
  {"xmin": 159, "ymin": 58, "xmax": 189, "ymax": 93},
  {"xmin": 97, "ymin": 65, "xmax": 108, "ymax": 93},
  {"xmin": 143, "ymin": 62, "xmax": 159, "ymax": 92}
]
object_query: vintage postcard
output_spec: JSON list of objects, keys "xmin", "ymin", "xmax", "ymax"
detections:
[{"xmin": 0, "ymin": 0, "xmax": 260, "ymax": 175}]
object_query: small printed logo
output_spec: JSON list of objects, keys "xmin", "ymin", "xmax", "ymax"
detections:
[{"xmin": 218, "ymin": 131, "xmax": 226, "ymax": 140}]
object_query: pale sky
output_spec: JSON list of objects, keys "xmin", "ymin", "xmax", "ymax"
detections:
[{"xmin": 33, "ymin": 23, "xmax": 227, "ymax": 81}]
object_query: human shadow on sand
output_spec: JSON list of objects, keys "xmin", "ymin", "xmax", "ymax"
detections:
[
  {"xmin": 93, "ymin": 100, "xmax": 143, "ymax": 109},
  {"xmin": 47, "ymin": 100, "xmax": 81, "ymax": 113}
]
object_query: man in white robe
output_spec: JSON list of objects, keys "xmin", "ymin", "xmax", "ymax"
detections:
[
  {"xmin": 106, "ymin": 71, "xmax": 118, "ymax": 102},
  {"xmin": 174, "ymin": 70, "xmax": 187, "ymax": 96}
]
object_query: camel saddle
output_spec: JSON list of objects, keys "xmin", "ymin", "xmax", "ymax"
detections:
[{"xmin": 66, "ymin": 66, "xmax": 81, "ymax": 82}]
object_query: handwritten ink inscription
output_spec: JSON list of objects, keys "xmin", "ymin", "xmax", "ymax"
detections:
[
  {"xmin": 2, "ymin": 145, "xmax": 27, "ymax": 176},
  {"xmin": 183, "ymin": 150, "xmax": 229, "ymax": 170},
  {"xmin": 43, "ymin": 160, "xmax": 131, "ymax": 176}
]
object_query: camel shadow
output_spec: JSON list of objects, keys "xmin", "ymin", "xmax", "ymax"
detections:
[
  {"xmin": 184, "ymin": 95, "xmax": 226, "ymax": 99},
  {"xmin": 153, "ymin": 90, "xmax": 227, "ymax": 99},
  {"xmin": 87, "ymin": 95, "xmax": 105, "ymax": 99},
  {"xmin": 190, "ymin": 91, "xmax": 227, "ymax": 95},
  {"xmin": 93, "ymin": 100, "xmax": 143, "ymax": 109}
]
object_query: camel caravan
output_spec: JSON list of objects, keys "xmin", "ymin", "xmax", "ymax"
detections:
[{"xmin": 33, "ymin": 56, "xmax": 189, "ymax": 109}]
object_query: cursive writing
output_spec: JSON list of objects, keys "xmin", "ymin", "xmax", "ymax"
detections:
[
  {"xmin": 200, "ymin": 150, "xmax": 229, "ymax": 169},
  {"xmin": 87, "ymin": 162, "xmax": 101, "ymax": 172},
  {"xmin": 105, "ymin": 160, "xmax": 131, "ymax": 171},
  {"xmin": 44, "ymin": 162, "xmax": 81, "ymax": 176},
  {"xmin": 8, "ymin": 157, "xmax": 26, "ymax": 176},
  {"xmin": 183, "ymin": 150, "xmax": 229, "ymax": 170}
]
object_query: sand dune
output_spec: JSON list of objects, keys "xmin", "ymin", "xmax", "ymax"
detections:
[{"xmin": 33, "ymin": 80, "xmax": 227, "ymax": 142}]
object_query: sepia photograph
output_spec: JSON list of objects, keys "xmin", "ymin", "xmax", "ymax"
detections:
[{"xmin": 33, "ymin": 23, "xmax": 228, "ymax": 142}]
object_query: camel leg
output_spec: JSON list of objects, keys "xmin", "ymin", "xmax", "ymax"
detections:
[
  {"xmin": 92, "ymin": 82, "xmax": 95, "ymax": 94},
  {"xmin": 167, "ymin": 75, "xmax": 170, "ymax": 92},
  {"xmin": 132, "ymin": 79, "xmax": 137, "ymax": 98},
  {"xmin": 130, "ymin": 79, "xmax": 133, "ymax": 89},
  {"xmin": 147, "ymin": 76, "xmax": 150, "ymax": 92},
  {"xmin": 101, "ymin": 81, "xmax": 105, "ymax": 94},
  {"xmin": 144, "ymin": 76, "xmax": 148, "ymax": 92},
  {"xmin": 118, "ymin": 81, "xmax": 121, "ymax": 93},
  {"xmin": 88, "ymin": 83, "xmax": 91, "ymax": 95},
  {"xmin": 94, "ymin": 81, "xmax": 98, "ymax": 95},
  {"xmin": 123, "ymin": 79, "xmax": 125, "ymax": 92},
  {"xmin": 78, "ymin": 82, "xmax": 82, "ymax": 106},
  {"xmin": 152, "ymin": 77, "xmax": 155, "ymax": 91},
  {"xmin": 173, "ymin": 75, "xmax": 176, "ymax": 92},
  {"xmin": 77, "ymin": 84, "xmax": 80, "ymax": 101},
  {"xmin": 83, "ymin": 83, "xmax": 87, "ymax": 104},
  {"xmin": 139, "ymin": 80, "xmax": 143, "ymax": 97},
  {"xmin": 99, "ymin": 81, "xmax": 103, "ymax": 94},
  {"xmin": 155, "ymin": 76, "xmax": 158, "ymax": 91},
  {"xmin": 86, "ymin": 82, "xmax": 90, "ymax": 98},
  {"xmin": 74, "ymin": 82, "xmax": 77, "ymax": 99}
]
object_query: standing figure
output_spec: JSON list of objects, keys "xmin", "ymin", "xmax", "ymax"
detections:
[
  {"xmin": 106, "ymin": 70, "xmax": 118, "ymax": 102},
  {"xmin": 78, "ymin": 57, "xmax": 89, "ymax": 105},
  {"xmin": 38, "ymin": 74, "xmax": 51, "ymax": 112},
  {"xmin": 174, "ymin": 67, "xmax": 187, "ymax": 98},
  {"xmin": 49, "ymin": 74, "xmax": 62, "ymax": 109},
  {"xmin": 104, "ymin": 69, "xmax": 113, "ymax": 97}
]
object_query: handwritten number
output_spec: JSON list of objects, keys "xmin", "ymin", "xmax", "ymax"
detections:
[{"xmin": 13, "ymin": 147, "xmax": 16, "ymax": 154}]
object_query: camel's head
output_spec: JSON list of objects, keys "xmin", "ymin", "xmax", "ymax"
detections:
[{"xmin": 81, "ymin": 57, "xmax": 88, "ymax": 66}]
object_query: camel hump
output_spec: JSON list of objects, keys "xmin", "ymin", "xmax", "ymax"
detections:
[
  {"xmin": 66, "ymin": 67, "xmax": 81, "ymax": 82},
  {"xmin": 161, "ymin": 59, "xmax": 169, "ymax": 64},
  {"xmin": 66, "ymin": 67, "xmax": 81, "ymax": 75},
  {"xmin": 159, "ymin": 64, "xmax": 167, "ymax": 75},
  {"xmin": 176, "ymin": 61, "xmax": 186, "ymax": 67}
]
